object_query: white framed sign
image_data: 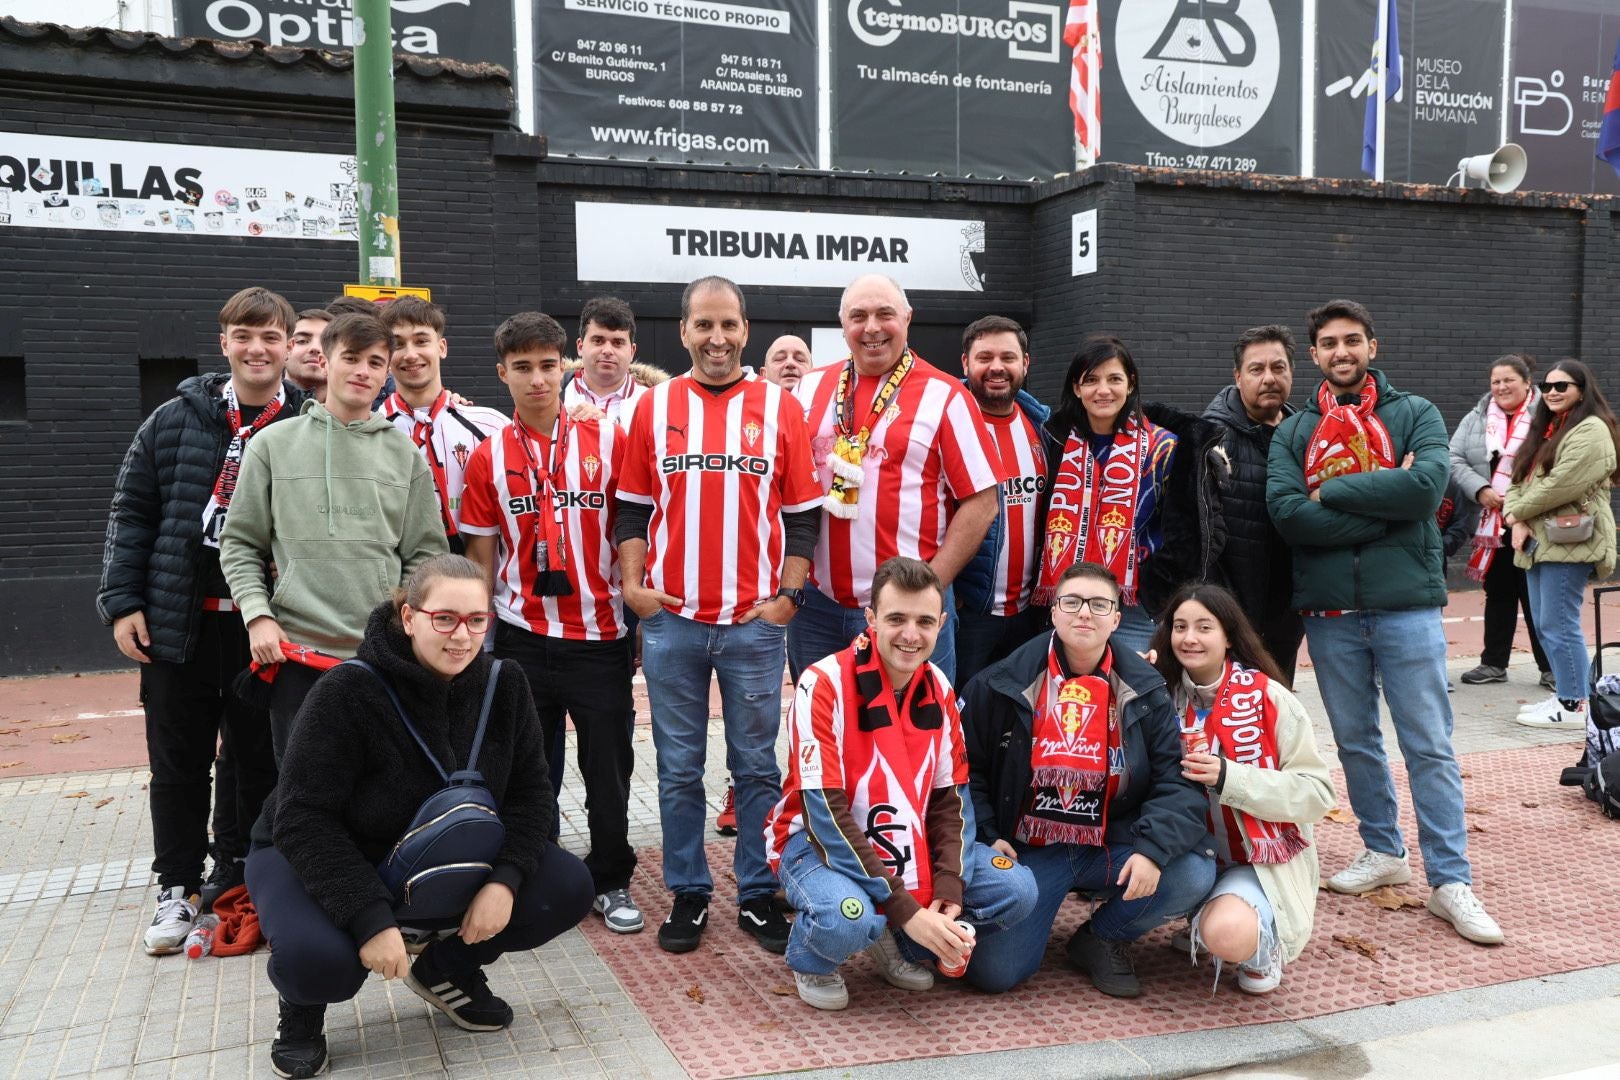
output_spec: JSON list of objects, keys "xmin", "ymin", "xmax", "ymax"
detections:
[{"xmin": 1071, "ymin": 209, "xmax": 1098, "ymax": 276}]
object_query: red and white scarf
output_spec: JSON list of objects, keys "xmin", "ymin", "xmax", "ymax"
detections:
[
  {"xmin": 1198, "ymin": 661, "xmax": 1309, "ymax": 865},
  {"xmin": 1467, "ymin": 397, "xmax": 1532, "ymax": 580},
  {"xmin": 1036, "ymin": 419, "xmax": 1149, "ymax": 606},
  {"xmin": 386, "ymin": 389, "xmax": 459, "ymax": 541},
  {"xmin": 1017, "ymin": 642, "xmax": 1119, "ymax": 846},
  {"xmin": 201, "ymin": 381, "xmax": 285, "ymax": 549},
  {"xmin": 1304, "ymin": 380, "xmax": 1395, "ymax": 491},
  {"xmin": 513, "ymin": 413, "xmax": 572, "ymax": 586}
]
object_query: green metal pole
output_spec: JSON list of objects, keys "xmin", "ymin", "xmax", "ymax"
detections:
[{"xmin": 353, "ymin": 0, "xmax": 400, "ymax": 286}]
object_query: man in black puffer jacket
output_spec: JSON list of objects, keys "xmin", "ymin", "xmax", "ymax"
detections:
[
  {"xmin": 98, "ymin": 287, "xmax": 307, "ymax": 954},
  {"xmin": 1204, "ymin": 325, "xmax": 1302, "ymax": 682}
]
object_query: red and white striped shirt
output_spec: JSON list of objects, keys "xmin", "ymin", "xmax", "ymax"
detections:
[
  {"xmin": 617, "ymin": 374, "xmax": 821, "ymax": 625},
  {"xmin": 459, "ymin": 417, "xmax": 625, "ymax": 641},
  {"xmin": 797, "ymin": 356, "xmax": 1003, "ymax": 607},
  {"xmin": 985, "ymin": 409, "xmax": 1048, "ymax": 616}
]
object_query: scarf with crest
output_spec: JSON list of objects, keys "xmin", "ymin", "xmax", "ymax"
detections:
[
  {"xmin": 1036, "ymin": 419, "xmax": 1149, "ymax": 606},
  {"xmin": 1196, "ymin": 661, "xmax": 1309, "ymax": 865},
  {"xmin": 1467, "ymin": 396, "xmax": 1532, "ymax": 580},
  {"xmin": 1018, "ymin": 641, "xmax": 1119, "ymax": 846},
  {"xmin": 1304, "ymin": 380, "xmax": 1394, "ymax": 491}
]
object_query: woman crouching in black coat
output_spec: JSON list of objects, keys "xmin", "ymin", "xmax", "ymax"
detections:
[{"xmin": 245, "ymin": 554, "xmax": 593, "ymax": 1078}]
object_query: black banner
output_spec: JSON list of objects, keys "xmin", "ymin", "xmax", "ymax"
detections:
[
  {"xmin": 1099, "ymin": 0, "xmax": 1303, "ymax": 174},
  {"xmin": 535, "ymin": 0, "xmax": 817, "ymax": 168},
  {"xmin": 1509, "ymin": 0, "xmax": 1620, "ymax": 195},
  {"xmin": 173, "ymin": 0, "xmax": 516, "ymax": 69},
  {"xmin": 832, "ymin": 0, "xmax": 1072, "ymax": 178}
]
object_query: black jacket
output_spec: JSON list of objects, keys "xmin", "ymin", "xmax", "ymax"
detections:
[
  {"xmin": 271, "ymin": 604, "xmax": 556, "ymax": 947},
  {"xmin": 1203, "ymin": 385, "xmax": 1295, "ymax": 623},
  {"xmin": 960, "ymin": 635, "xmax": 1213, "ymax": 869},
  {"xmin": 97, "ymin": 373, "xmax": 307, "ymax": 662}
]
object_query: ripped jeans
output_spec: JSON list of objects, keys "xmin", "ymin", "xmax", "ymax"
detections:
[
  {"xmin": 640, "ymin": 609, "xmax": 786, "ymax": 904},
  {"xmin": 1189, "ymin": 864, "xmax": 1279, "ymax": 985}
]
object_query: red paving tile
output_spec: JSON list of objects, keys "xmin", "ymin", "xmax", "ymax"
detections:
[{"xmin": 580, "ymin": 743, "xmax": 1620, "ymax": 1079}]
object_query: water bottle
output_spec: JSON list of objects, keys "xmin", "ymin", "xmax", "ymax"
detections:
[{"xmin": 185, "ymin": 914, "xmax": 220, "ymax": 959}]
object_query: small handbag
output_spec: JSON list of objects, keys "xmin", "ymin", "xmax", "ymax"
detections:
[
  {"xmin": 347, "ymin": 659, "xmax": 508, "ymax": 923},
  {"xmin": 1545, "ymin": 491, "xmax": 1595, "ymax": 545}
]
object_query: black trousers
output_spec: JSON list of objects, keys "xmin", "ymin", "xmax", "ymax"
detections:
[
  {"xmin": 494, "ymin": 621, "xmax": 638, "ymax": 893},
  {"xmin": 246, "ymin": 843, "xmax": 593, "ymax": 1008},
  {"xmin": 139, "ymin": 612, "xmax": 275, "ymax": 889},
  {"xmin": 1257, "ymin": 607, "xmax": 1305, "ymax": 687},
  {"xmin": 249, "ymin": 660, "xmax": 329, "ymax": 848},
  {"xmin": 1480, "ymin": 544, "xmax": 1551, "ymax": 671}
]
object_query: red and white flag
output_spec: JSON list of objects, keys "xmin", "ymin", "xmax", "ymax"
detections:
[{"xmin": 1065, "ymin": 0, "xmax": 1101, "ymax": 166}]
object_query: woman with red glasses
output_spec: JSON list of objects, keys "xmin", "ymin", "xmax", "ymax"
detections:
[{"xmin": 246, "ymin": 554, "xmax": 592, "ymax": 1078}]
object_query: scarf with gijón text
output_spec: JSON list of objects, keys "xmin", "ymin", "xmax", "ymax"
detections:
[
  {"xmin": 1198, "ymin": 661, "xmax": 1308, "ymax": 865},
  {"xmin": 1467, "ymin": 396, "xmax": 1532, "ymax": 580},
  {"xmin": 1304, "ymin": 379, "xmax": 1394, "ymax": 492},
  {"xmin": 1035, "ymin": 419, "xmax": 1148, "ymax": 606},
  {"xmin": 1018, "ymin": 642, "xmax": 1119, "ymax": 846}
]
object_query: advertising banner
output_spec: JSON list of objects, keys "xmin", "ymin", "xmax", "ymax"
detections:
[
  {"xmin": 173, "ymin": 0, "xmax": 516, "ymax": 69},
  {"xmin": 535, "ymin": 0, "xmax": 817, "ymax": 168},
  {"xmin": 1099, "ymin": 0, "xmax": 1303, "ymax": 174},
  {"xmin": 0, "ymin": 131, "xmax": 357, "ymax": 240},
  {"xmin": 832, "ymin": 0, "xmax": 1072, "ymax": 178},
  {"xmin": 1509, "ymin": 0, "xmax": 1620, "ymax": 195},
  {"xmin": 575, "ymin": 202, "xmax": 988, "ymax": 291}
]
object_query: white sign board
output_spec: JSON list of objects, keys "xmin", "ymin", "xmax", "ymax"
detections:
[
  {"xmin": 1071, "ymin": 209, "xmax": 1098, "ymax": 277},
  {"xmin": 0, "ymin": 132, "xmax": 357, "ymax": 241},
  {"xmin": 575, "ymin": 202, "xmax": 987, "ymax": 292}
]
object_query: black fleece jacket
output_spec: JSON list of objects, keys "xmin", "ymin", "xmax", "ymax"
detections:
[{"xmin": 271, "ymin": 604, "xmax": 556, "ymax": 946}]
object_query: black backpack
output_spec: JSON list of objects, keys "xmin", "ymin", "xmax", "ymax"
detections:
[
  {"xmin": 1583, "ymin": 752, "xmax": 1620, "ymax": 821},
  {"xmin": 347, "ymin": 659, "xmax": 508, "ymax": 922}
]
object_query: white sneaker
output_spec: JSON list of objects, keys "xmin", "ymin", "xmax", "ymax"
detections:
[
  {"xmin": 1516, "ymin": 694, "xmax": 1561, "ymax": 719},
  {"xmin": 1326, "ymin": 849, "xmax": 1411, "ymax": 894},
  {"xmin": 1427, "ymin": 883, "xmax": 1504, "ymax": 945},
  {"xmin": 143, "ymin": 885, "xmax": 198, "ymax": 955},
  {"xmin": 1237, "ymin": 953, "xmax": 1283, "ymax": 994},
  {"xmin": 865, "ymin": 929, "xmax": 935, "ymax": 990},
  {"xmin": 593, "ymin": 889, "xmax": 645, "ymax": 934},
  {"xmin": 794, "ymin": 970, "xmax": 849, "ymax": 1010},
  {"xmin": 1516, "ymin": 699, "xmax": 1585, "ymax": 728}
]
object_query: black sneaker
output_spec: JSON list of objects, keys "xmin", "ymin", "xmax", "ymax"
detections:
[
  {"xmin": 1066, "ymin": 921, "xmax": 1141, "ymax": 998},
  {"xmin": 405, "ymin": 944, "xmax": 514, "ymax": 1032},
  {"xmin": 737, "ymin": 896, "xmax": 790, "ymax": 954},
  {"xmin": 201, "ymin": 857, "xmax": 245, "ymax": 914},
  {"xmin": 270, "ymin": 997, "xmax": 327, "ymax": 1079},
  {"xmin": 658, "ymin": 893, "xmax": 710, "ymax": 954}
]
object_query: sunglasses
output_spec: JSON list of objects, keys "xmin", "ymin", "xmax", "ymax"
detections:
[{"xmin": 1540, "ymin": 380, "xmax": 1578, "ymax": 394}]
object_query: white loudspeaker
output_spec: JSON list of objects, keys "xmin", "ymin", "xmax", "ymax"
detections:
[{"xmin": 1456, "ymin": 143, "xmax": 1528, "ymax": 193}]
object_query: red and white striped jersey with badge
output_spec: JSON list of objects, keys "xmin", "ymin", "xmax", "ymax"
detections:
[
  {"xmin": 617, "ymin": 374, "xmax": 821, "ymax": 625},
  {"xmin": 380, "ymin": 391, "xmax": 509, "ymax": 534},
  {"xmin": 985, "ymin": 408, "xmax": 1048, "ymax": 615},
  {"xmin": 459, "ymin": 417, "xmax": 625, "ymax": 641},
  {"xmin": 796, "ymin": 356, "xmax": 1003, "ymax": 608}
]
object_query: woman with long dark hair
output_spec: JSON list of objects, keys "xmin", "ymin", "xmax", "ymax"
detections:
[
  {"xmin": 1149, "ymin": 582, "xmax": 1334, "ymax": 995},
  {"xmin": 1036, "ymin": 336, "xmax": 1226, "ymax": 655},
  {"xmin": 1449, "ymin": 354, "xmax": 1552, "ymax": 689},
  {"xmin": 1506, "ymin": 359, "xmax": 1620, "ymax": 739}
]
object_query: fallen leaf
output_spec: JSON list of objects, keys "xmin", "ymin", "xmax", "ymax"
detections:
[
  {"xmin": 770, "ymin": 984, "xmax": 797, "ymax": 996},
  {"xmin": 1468, "ymin": 822, "xmax": 1487, "ymax": 834},
  {"xmin": 1521, "ymin": 801, "xmax": 1540, "ymax": 809},
  {"xmin": 0, "ymin": 761, "xmax": 22, "ymax": 769},
  {"xmin": 0, "ymin": 728, "xmax": 18, "ymax": 735},
  {"xmin": 1364, "ymin": 886, "xmax": 1424, "ymax": 911},
  {"xmin": 34, "ymin": 720, "xmax": 69, "ymax": 729},
  {"xmin": 63, "ymin": 791, "xmax": 89, "ymax": 799},
  {"xmin": 1464, "ymin": 805, "xmax": 1490, "ymax": 815},
  {"xmin": 1332, "ymin": 933, "xmax": 1380, "ymax": 959},
  {"xmin": 1460, "ymin": 770, "xmax": 1473, "ymax": 779},
  {"xmin": 685, "ymin": 984, "xmax": 705, "ymax": 1004},
  {"xmin": 93, "ymin": 797, "xmax": 114, "ymax": 809},
  {"xmin": 50, "ymin": 732, "xmax": 89, "ymax": 744},
  {"xmin": 1323, "ymin": 807, "xmax": 1355, "ymax": 823}
]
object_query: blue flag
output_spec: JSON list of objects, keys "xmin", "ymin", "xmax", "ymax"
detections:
[{"xmin": 1361, "ymin": 0, "xmax": 1403, "ymax": 177}]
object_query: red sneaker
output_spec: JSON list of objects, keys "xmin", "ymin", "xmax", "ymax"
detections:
[{"xmin": 715, "ymin": 783, "xmax": 737, "ymax": 836}]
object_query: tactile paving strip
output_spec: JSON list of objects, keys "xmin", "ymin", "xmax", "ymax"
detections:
[{"xmin": 579, "ymin": 744, "xmax": 1620, "ymax": 1079}]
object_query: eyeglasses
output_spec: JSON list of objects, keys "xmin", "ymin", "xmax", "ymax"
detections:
[
  {"xmin": 1539, "ymin": 380, "xmax": 1577, "ymax": 394},
  {"xmin": 415, "ymin": 609, "xmax": 495, "ymax": 634},
  {"xmin": 1054, "ymin": 594, "xmax": 1118, "ymax": 616}
]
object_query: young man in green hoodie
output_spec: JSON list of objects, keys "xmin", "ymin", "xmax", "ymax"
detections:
[{"xmin": 220, "ymin": 311, "xmax": 446, "ymax": 762}]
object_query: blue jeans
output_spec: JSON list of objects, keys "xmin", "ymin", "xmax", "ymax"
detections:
[
  {"xmin": 1526, "ymin": 562, "xmax": 1594, "ymax": 701},
  {"xmin": 788, "ymin": 585, "xmax": 959, "ymax": 686},
  {"xmin": 1111, "ymin": 603, "xmax": 1157, "ymax": 658},
  {"xmin": 964, "ymin": 841, "xmax": 1215, "ymax": 993},
  {"xmin": 775, "ymin": 832, "xmax": 1038, "ymax": 976},
  {"xmin": 640, "ymin": 609, "xmax": 785, "ymax": 902},
  {"xmin": 1305, "ymin": 608, "xmax": 1471, "ymax": 886}
]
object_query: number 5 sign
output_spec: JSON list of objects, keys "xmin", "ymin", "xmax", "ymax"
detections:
[{"xmin": 1071, "ymin": 209, "xmax": 1098, "ymax": 277}]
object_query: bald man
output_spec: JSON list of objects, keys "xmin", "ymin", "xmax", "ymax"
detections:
[{"xmin": 761, "ymin": 335, "xmax": 811, "ymax": 391}]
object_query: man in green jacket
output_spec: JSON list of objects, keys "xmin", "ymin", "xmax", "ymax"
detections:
[
  {"xmin": 1266, "ymin": 299, "xmax": 1503, "ymax": 947},
  {"xmin": 220, "ymin": 311, "xmax": 447, "ymax": 763}
]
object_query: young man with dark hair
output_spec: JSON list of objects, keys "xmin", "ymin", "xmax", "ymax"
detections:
[
  {"xmin": 286, "ymin": 308, "xmax": 331, "ymax": 400},
  {"xmin": 220, "ymin": 312, "xmax": 446, "ymax": 770},
  {"xmin": 954, "ymin": 315, "xmax": 1054, "ymax": 687},
  {"xmin": 567, "ymin": 296, "xmax": 644, "ymax": 426},
  {"xmin": 325, "ymin": 293, "xmax": 378, "ymax": 318},
  {"xmin": 461, "ymin": 311, "xmax": 642, "ymax": 935},
  {"xmin": 766, "ymin": 557, "xmax": 1037, "ymax": 1010},
  {"xmin": 378, "ymin": 297, "xmax": 508, "ymax": 553},
  {"xmin": 1267, "ymin": 299, "xmax": 1502, "ymax": 944},
  {"xmin": 100, "ymin": 286, "xmax": 305, "ymax": 953},
  {"xmin": 1205, "ymin": 324, "xmax": 1303, "ymax": 681}
]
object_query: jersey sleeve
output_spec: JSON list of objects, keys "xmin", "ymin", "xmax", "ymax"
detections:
[
  {"xmin": 457, "ymin": 439, "xmax": 500, "ymax": 537},
  {"xmin": 775, "ymin": 395, "xmax": 825, "ymax": 514},
  {"xmin": 616, "ymin": 393, "xmax": 656, "ymax": 506},
  {"xmin": 937, "ymin": 385, "xmax": 1005, "ymax": 499},
  {"xmin": 785, "ymin": 667, "xmax": 845, "ymax": 793}
]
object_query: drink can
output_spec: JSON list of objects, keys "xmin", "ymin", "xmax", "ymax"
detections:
[
  {"xmin": 1180, "ymin": 725, "xmax": 1209, "ymax": 757},
  {"xmin": 937, "ymin": 920, "xmax": 976, "ymax": 978}
]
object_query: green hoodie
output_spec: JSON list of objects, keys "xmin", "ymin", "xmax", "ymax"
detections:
[{"xmin": 219, "ymin": 399, "xmax": 447, "ymax": 656}]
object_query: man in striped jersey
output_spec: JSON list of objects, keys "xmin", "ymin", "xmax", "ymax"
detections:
[
  {"xmin": 789, "ymin": 275, "xmax": 1003, "ymax": 685},
  {"xmin": 461, "ymin": 311, "xmax": 642, "ymax": 936},
  {"xmin": 379, "ymin": 297, "xmax": 509, "ymax": 553},
  {"xmin": 953, "ymin": 316, "xmax": 1055, "ymax": 688},
  {"xmin": 615, "ymin": 276, "xmax": 823, "ymax": 956}
]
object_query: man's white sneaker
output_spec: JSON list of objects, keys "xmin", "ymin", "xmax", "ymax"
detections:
[
  {"xmin": 1516, "ymin": 695, "xmax": 1562, "ymax": 721},
  {"xmin": 143, "ymin": 885, "xmax": 198, "ymax": 956},
  {"xmin": 1326, "ymin": 849, "xmax": 1411, "ymax": 894},
  {"xmin": 593, "ymin": 889, "xmax": 645, "ymax": 934},
  {"xmin": 1516, "ymin": 699, "xmax": 1585, "ymax": 728},
  {"xmin": 1237, "ymin": 954, "xmax": 1284, "ymax": 995},
  {"xmin": 1427, "ymin": 883, "xmax": 1504, "ymax": 945},
  {"xmin": 794, "ymin": 970, "xmax": 849, "ymax": 1010},
  {"xmin": 864, "ymin": 929, "xmax": 934, "ymax": 991}
]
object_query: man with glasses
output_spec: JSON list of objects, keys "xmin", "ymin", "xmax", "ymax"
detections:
[{"xmin": 959, "ymin": 562, "xmax": 1214, "ymax": 997}]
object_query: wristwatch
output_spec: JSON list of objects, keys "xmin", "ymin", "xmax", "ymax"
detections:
[{"xmin": 775, "ymin": 587, "xmax": 806, "ymax": 608}]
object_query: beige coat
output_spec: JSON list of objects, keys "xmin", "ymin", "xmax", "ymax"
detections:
[
  {"xmin": 1178, "ymin": 676, "xmax": 1336, "ymax": 963},
  {"xmin": 1506, "ymin": 414, "xmax": 1617, "ymax": 580}
]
